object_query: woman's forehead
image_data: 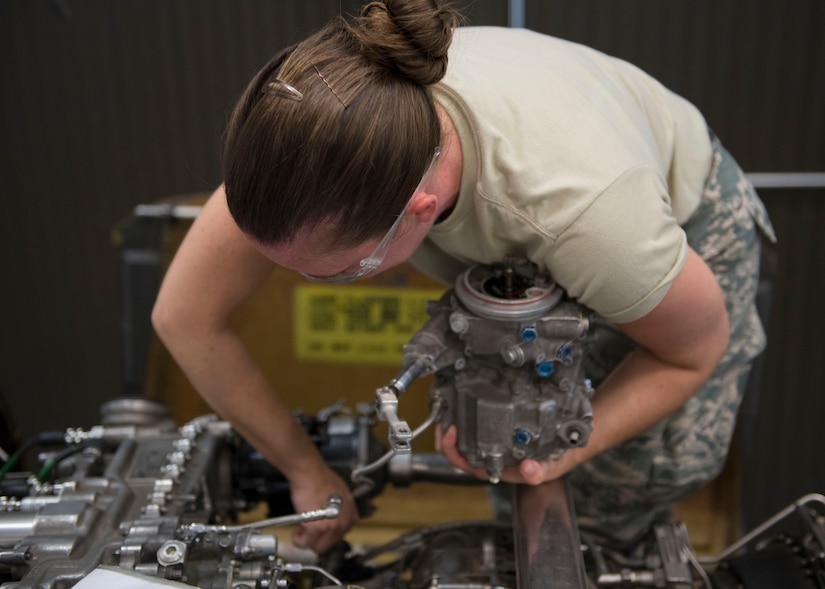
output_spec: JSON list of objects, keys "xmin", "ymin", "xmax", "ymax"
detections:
[{"xmin": 248, "ymin": 229, "xmax": 371, "ymax": 274}]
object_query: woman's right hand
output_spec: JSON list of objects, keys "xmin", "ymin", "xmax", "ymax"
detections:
[
  {"xmin": 152, "ymin": 185, "xmax": 359, "ymax": 551},
  {"xmin": 289, "ymin": 464, "xmax": 360, "ymax": 553}
]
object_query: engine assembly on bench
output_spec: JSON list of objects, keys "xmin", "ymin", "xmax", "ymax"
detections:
[
  {"xmin": 3, "ymin": 259, "xmax": 825, "ymax": 588},
  {"xmin": 4, "ymin": 399, "xmax": 825, "ymax": 589}
]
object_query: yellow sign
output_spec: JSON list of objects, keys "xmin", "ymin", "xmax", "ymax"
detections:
[{"xmin": 293, "ymin": 285, "xmax": 446, "ymax": 365}]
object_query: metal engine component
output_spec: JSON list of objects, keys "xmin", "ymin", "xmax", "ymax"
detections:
[
  {"xmin": 3, "ymin": 397, "xmax": 825, "ymax": 588},
  {"xmin": 388, "ymin": 257, "xmax": 594, "ymax": 483},
  {"xmin": 0, "ymin": 399, "xmax": 365, "ymax": 589}
]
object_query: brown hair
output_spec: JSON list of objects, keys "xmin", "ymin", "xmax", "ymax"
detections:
[{"xmin": 223, "ymin": 0, "xmax": 460, "ymax": 250}]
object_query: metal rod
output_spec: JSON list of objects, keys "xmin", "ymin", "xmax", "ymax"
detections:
[
  {"xmin": 389, "ymin": 359, "xmax": 425, "ymax": 395},
  {"xmin": 132, "ymin": 203, "xmax": 202, "ymax": 220},
  {"xmin": 0, "ymin": 513, "xmax": 36, "ymax": 546},
  {"xmin": 747, "ymin": 172, "xmax": 825, "ymax": 189},
  {"xmin": 509, "ymin": 0, "xmax": 526, "ymax": 28},
  {"xmin": 131, "ymin": 172, "xmax": 825, "ymax": 223},
  {"xmin": 185, "ymin": 495, "xmax": 342, "ymax": 534},
  {"xmin": 407, "ymin": 453, "xmax": 484, "ymax": 485},
  {"xmin": 513, "ymin": 478, "xmax": 587, "ymax": 589},
  {"xmin": 698, "ymin": 493, "xmax": 825, "ymax": 564}
]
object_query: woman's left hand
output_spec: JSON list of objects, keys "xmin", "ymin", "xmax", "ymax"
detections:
[{"xmin": 436, "ymin": 424, "xmax": 576, "ymax": 485}]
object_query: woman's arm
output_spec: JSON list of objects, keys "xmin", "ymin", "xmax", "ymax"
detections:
[
  {"xmin": 440, "ymin": 247, "xmax": 730, "ymax": 484},
  {"xmin": 151, "ymin": 186, "xmax": 358, "ymax": 551}
]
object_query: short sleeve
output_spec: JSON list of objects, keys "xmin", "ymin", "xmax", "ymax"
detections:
[{"xmin": 545, "ymin": 165, "xmax": 688, "ymax": 323}]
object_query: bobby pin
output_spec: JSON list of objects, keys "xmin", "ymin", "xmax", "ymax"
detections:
[
  {"xmin": 313, "ymin": 65, "xmax": 348, "ymax": 108},
  {"xmin": 261, "ymin": 74, "xmax": 303, "ymax": 102}
]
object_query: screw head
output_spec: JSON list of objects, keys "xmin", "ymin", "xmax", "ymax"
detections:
[
  {"xmin": 513, "ymin": 428, "xmax": 534, "ymax": 445},
  {"xmin": 536, "ymin": 360, "xmax": 555, "ymax": 377},
  {"xmin": 556, "ymin": 343, "xmax": 573, "ymax": 363},
  {"xmin": 520, "ymin": 326, "xmax": 538, "ymax": 342}
]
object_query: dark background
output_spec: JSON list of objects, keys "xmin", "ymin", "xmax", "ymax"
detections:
[{"xmin": 1, "ymin": 0, "xmax": 823, "ymax": 529}]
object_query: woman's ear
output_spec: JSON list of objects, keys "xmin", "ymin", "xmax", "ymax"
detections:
[{"xmin": 406, "ymin": 192, "xmax": 440, "ymax": 224}]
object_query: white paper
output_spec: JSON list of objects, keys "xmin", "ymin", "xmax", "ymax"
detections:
[{"xmin": 73, "ymin": 567, "xmax": 200, "ymax": 589}]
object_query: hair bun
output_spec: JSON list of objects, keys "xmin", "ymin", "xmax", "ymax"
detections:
[{"xmin": 348, "ymin": 0, "xmax": 459, "ymax": 86}]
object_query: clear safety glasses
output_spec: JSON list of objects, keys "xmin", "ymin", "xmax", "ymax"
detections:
[{"xmin": 301, "ymin": 147, "xmax": 441, "ymax": 284}]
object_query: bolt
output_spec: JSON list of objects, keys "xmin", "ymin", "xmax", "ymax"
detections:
[
  {"xmin": 449, "ymin": 312, "xmax": 470, "ymax": 335},
  {"xmin": 520, "ymin": 326, "xmax": 538, "ymax": 342},
  {"xmin": 501, "ymin": 345, "xmax": 524, "ymax": 366},
  {"xmin": 513, "ymin": 428, "xmax": 534, "ymax": 446},
  {"xmin": 157, "ymin": 541, "xmax": 186, "ymax": 566},
  {"xmin": 556, "ymin": 343, "xmax": 573, "ymax": 363},
  {"xmin": 536, "ymin": 360, "xmax": 555, "ymax": 378}
]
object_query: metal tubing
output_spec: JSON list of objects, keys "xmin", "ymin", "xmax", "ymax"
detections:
[
  {"xmin": 388, "ymin": 452, "xmax": 484, "ymax": 486},
  {"xmin": 0, "ymin": 513, "xmax": 36, "ymax": 547},
  {"xmin": 513, "ymin": 478, "xmax": 587, "ymax": 589},
  {"xmin": 389, "ymin": 358, "xmax": 425, "ymax": 395}
]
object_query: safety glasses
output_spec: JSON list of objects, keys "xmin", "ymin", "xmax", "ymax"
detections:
[{"xmin": 301, "ymin": 147, "xmax": 441, "ymax": 284}]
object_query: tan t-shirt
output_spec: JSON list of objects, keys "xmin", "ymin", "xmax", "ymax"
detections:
[{"xmin": 410, "ymin": 27, "xmax": 712, "ymax": 324}]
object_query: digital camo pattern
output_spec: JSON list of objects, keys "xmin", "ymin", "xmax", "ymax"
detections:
[{"xmin": 566, "ymin": 135, "xmax": 777, "ymax": 547}]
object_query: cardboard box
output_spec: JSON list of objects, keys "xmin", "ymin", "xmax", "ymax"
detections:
[{"xmin": 145, "ymin": 195, "xmax": 448, "ymax": 453}]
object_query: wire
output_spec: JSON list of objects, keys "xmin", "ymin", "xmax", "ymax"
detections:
[
  {"xmin": 357, "ymin": 520, "xmax": 509, "ymax": 563},
  {"xmin": 685, "ymin": 548, "xmax": 713, "ymax": 588},
  {"xmin": 0, "ymin": 438, "xmax": 37, "ymax": 481},
  {"xmin": 36, "ymin": 444, "xmax": 89, "ymax": 482},
  {"xmin": 351, "ymin": 396, "xmax": 444, "ymax": 497},
  {"xmin": 670, "ymin": 520, "xmax": 712, "ymax": 589},
  {"xmin": 284, "ymin": 563, "xmax": 343, "ymax": 586},
  {"xmin": 0, "ymin": 431, "xmax": 68, "ymax": 481}
]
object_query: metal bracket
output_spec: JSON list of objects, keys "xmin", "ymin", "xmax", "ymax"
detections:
[{"xmin": 375, "ymin": 386, "xmax": 413, "ymax": 453}]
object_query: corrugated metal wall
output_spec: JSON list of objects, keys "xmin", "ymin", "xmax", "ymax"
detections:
[{"xmin": 1, "ymin": 1, "xmax": 822, "ymax": 528}]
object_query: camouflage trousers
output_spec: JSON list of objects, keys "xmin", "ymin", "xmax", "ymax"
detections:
[
  {"xmin": 567, "ymin": 134, "xmax": 777, "ymax": 546},
  {"xmin": 493, "ymin": 134, "xmax": 776, "ymax": 548}
]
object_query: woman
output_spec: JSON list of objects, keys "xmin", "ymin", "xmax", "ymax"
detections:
[{"xmin": 152, "ymin": 0, "xmax": 775, "ymax": 553}]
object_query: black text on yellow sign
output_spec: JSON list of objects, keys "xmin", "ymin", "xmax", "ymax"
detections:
[{"xmin": 293, "ymin": 285, "xmax": 445, "ymax": 365}]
